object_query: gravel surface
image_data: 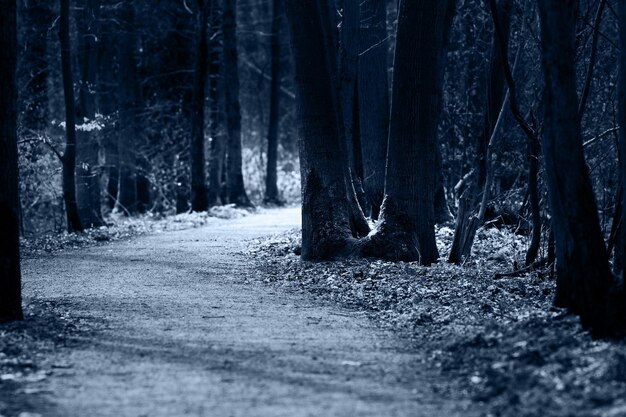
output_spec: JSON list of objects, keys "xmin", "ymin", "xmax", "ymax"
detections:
[{"xmin": 13, "ymin": 208, "xmax": 481, "ymax": 417}]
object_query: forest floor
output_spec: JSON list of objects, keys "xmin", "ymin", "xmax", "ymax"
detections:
[
  {"xmin": 1, "ymin": 208, "xmax": 625, "ymax": 417},
  {"xmin": 253, "ymin": 220, "xmax": 626, "ymax": 417}
]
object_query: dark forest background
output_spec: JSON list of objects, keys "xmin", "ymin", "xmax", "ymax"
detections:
[
  {"xmin": 14, "ymin": 0, "xmax": 620, "ymax": 251},
  {"xmin": 3, "ymin": 0, "xmax": 626, "ymax": 337}
]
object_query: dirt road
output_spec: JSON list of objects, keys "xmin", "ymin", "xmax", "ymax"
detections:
[{"xmin": 21, "ymin": 208, "xmax": 474, "ymax": 417}]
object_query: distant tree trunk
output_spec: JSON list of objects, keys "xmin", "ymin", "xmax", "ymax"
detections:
[
  {"xmin": 190, "ymin": 0, "xmax": 211, "ymax": 212},
  {"xmin": 358, "ymin": 0, "xmax": 388, "ymax": 219},
  {"xmin": 264, "ymin": 0, "xmax": 283, "ymax": 206},
  {"xmin": 525, "ymin": 130, "xmax": 541, "ymax": 266},
  {"xmin": 136, "ymin": 90, "xmax": 150, "ymax": 214},
  {"xmin": 76, "ymin": 0, "xmax": 104, "ymax": 228},
  {"xmin": 284, "ymin": 0, "xmax": 362, "ymax": 260},
  {"xmin": 449, "ymin": 0, "xmax": 511, "ymax": 264},
  {"xmin": 116, "ymin": 0, "xmax": 138, "ymax": 215},
  {"xmin": 136, "ymin": 156, "xmax": 151, "ymax": 213},
  {"xmin": 539, "ymin": 0, "xmax": 623, "ymax": 338},
  {"xmin": 96, "ymin": 17, "xmax": 118, "ymax": 212},
  {"xmin": 19, "ymin": 0, "xmax": 52, "ymax": 133},
  {"xmin": 360, "ymin": 0, "xmax": 451, "ymax": 264},
  {"xmin": 223, "ymin": 0, "xmax": 252, "ymax": 207},
  {"xmin": 0, "ymin": 0, "xmax": 23, "ymax": 322},
  {"xmin": 59, "ymin": 0, "xmax": 83, "ymax": 232},
  {"xmin": 207, "ymin": 0, "xmax": 225, "ymax": 207}
]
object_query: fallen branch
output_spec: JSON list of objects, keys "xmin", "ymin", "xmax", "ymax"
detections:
[{"xmin": 494, "ymin": 258, "xmax": 548, "ymax": 279}]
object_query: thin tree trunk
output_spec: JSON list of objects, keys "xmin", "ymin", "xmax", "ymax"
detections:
[
  {"xmin": 136, "ymin": 156, "xmax": 151, "ymax": 213},
  {"xmin": 579, "ymin": 0, "xmax": 607, "ymax": 120},
  {"xmin": 361, "ymin": 0, "xmax": 451, "ymax": 264},
  {"xmin": 59, "ymin": 0, "xmax": 83, "ymax": 232},
  {"xmin": 539, "ymin": 0, "xmax": 622, "ymax": 338},
  {"xmin": 223, "ymin": 0, "xmax": 252, "ymax": 207},
  {"xmin": 608, "ymin": 185, "xmax": 622, "ymax": 272},
  {"xmin": 0, "ymin": 0, "xmax": 23, "ymax": 322},
  {"xmin": 190, "ymin": 0, "xmax": 211, "ymax": 212},
  {"xmin": 207, "ymin": 0, "xmax": 224, "ymax": 207},
  {"xmin": 487, "ymin": 0, "xmax": 542, "ymax": 266},
  {"xmin": 525, "ymin": 131, "xmax": 541, "ymax": 266},
  {"xmin": 116, "ymin": 0, "xmax": 138, "ymax": 215},
  {"xmin": 76, "ymin": 0, "xmax": 104, "ymax": 228},
  {"xmin": 264, "ymin": 0, "xmax": 283, "ymax": 205}
]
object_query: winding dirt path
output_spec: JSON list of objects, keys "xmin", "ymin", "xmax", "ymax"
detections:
[{"xmin": 21, "ymin": 208, "xmax": 474, "ymax": 417}]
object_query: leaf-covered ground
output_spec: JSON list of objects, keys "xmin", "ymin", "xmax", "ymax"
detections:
[
  {"xmin": 0, "ymin": 299, "xmax": 98, "ymax": 417},
  {"xmin": 20, "ymin": 204, "xmax": 253, "ymax": 257},
  {"xmin": 251, "ymin": 226, "xmax": 626, "ymax": 417}
]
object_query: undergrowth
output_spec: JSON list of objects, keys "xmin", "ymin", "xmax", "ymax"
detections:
[{"xmin": 21, "ymin": 204, "xmax": 253, "ymax": 257}]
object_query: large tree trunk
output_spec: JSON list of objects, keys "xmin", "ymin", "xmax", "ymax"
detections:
[
  {"xmin": 539, "ymin": 0, "xmax": 623, "ymax": 338},
  {"xmin": 207, "ymin": 0, "xmax": 225, "ymax": 207},
  {"xmin": 361, "ymin": 0, "xmax": 451, "ymax": 264},
  {"xmin": 59, "ymin": 0, "xmax": 83, "ymax": 233},
  {"xmin": 448, "ymin": 0, "xmax": 511, "ymax": 264},
  {"xmin": 190, "ymin": 0, "xmax": 211, "ymax": 212},
  {"xmin": 0, "ymin": 0, "xmax": 23, "ymax": 322},
  {"xmin": 19, "ymin": 0, "xmax": 52, "ymax": 134},
  {"xmin": 76, "ymin": 0, "xmax": 104, "ymax": 228},
  {"xmin": 284, "ymin": 0, "xmax": 361, "ymax": 260},
  {"xmin": 264, "ymin": 0, "xmax": 283, "ymax": 206},
  {"xmin": 116, "ymin": 0, "xmax": 138, "ymax": 215},
  {"xmin": 358, "ymin": 0, "xmax": 389, "ymax": 220},
  {"xmin": 223, "ymin": 0, "xmax": 252, "ymax": 207}
]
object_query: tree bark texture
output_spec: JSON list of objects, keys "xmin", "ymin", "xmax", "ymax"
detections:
[
  {"xmin": 539, "ymin": 0, "xmax": 623, "ymax": 338},
  {"xmin": 0, "ymin": 0, "xmax": 24, "ymax": 322},
  {"xmin": 362, "ymin": 0, "xmax": 450, "ymax": 264},
  {"xmin": 284, "ymin": 0, "xmax": 359, "ymax": 260}
]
